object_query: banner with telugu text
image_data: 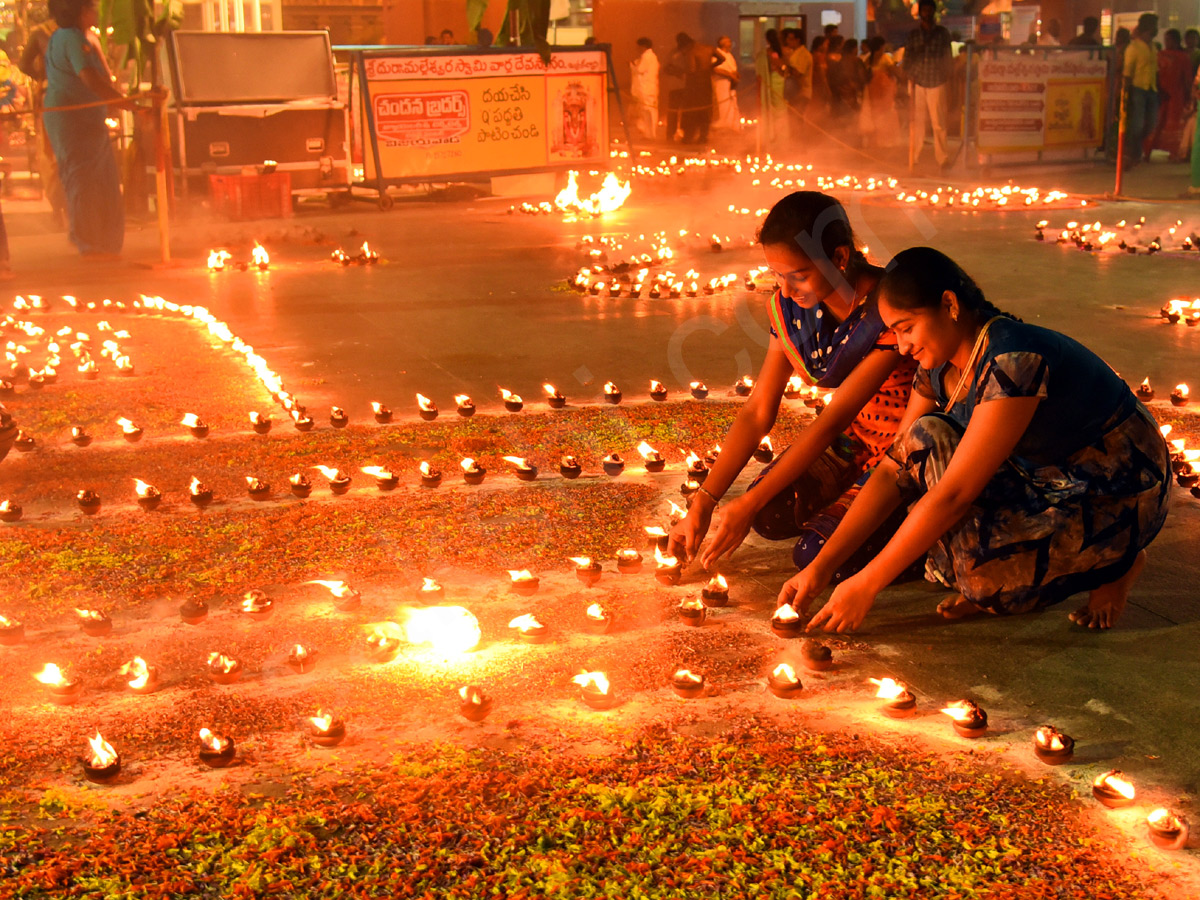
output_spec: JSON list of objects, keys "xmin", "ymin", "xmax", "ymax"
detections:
[{"xmin": 361, "ymin": 51, "xmax": 609, "ymax": 180}]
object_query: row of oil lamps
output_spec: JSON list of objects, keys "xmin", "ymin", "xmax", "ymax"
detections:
[
  {"xmin": 3, "ymin": 314, "xmax": 134, "ymax": 388},
  {"xmin": 1036, "ymin": 216, "xmax": 1198, "ymax": 255}
]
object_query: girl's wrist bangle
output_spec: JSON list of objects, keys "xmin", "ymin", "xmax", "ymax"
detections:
[{"xmin": 697, "ymin": 486, "xmax": 721, "ymax": 507}]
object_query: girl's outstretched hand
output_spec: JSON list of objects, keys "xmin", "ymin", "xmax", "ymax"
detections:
[{"xmin": 806, "ymin": 573, "xmax": 878, "ymax": 633}]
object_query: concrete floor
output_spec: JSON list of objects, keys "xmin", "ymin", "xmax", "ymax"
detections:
[{"xmin": 4, "ymin": 148, "xmax": 1200, "ymax": 797}]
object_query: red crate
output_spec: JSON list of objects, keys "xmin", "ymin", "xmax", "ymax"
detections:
[{"xmin": 209, "ymin": 172, "xmax": 293, "ymax": 220}]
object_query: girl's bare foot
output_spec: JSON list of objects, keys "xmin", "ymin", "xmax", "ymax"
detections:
[
  {"xmin": 1070, "ymin": 550, "xmax": 1146, "ymax": 630},
  {"xmin": 937, "ymin": 594, "xmax": 984, "ymax": 620}
]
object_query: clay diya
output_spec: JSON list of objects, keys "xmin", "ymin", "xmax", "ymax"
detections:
[
  {"xmin": 35, "ymin": 663, "xmax": 81, "ymax": 704},
  {"xmin": 508, "ymin": 613, "xmax": 548, "ymax": 644},
  {"xmin": 571, "ymin": 557, "xmax": 602, "ymax": 587},
  {"xmin": 573, "ymin": 671, "xmax": 614, "ymax": 709},
  {"xmin": 288, "ymin": 473, "xmax": 313, "ymax": 498},
  {"xmin": 1032, "ymin": 725, "xmax": 1075, "ymax": 764},
  {"xmin": 871, "ymin": 677, "xmax": 917, "ymax": 718},
  {"xmin": 181, "ymin": 413, "xmax": 209, "ymax": 439},
  {"xmin": 134, "ymin": 479, "xmax": 162, "ymax": 511},
  {"xmin": 771, "ymin": 604, "xmax": 803, "ymax": 638},
  {"xmin": 671, "ymin": 668, "xmax": 705, "ymax": 699},
  {"xmin": 602, "ymin": 453, "xmax": 625, "ymax": 477},
  {"xmin": 455, "ymin": 394, "xmax": 476, "ymax": 417},
  {"xmin": 753, "ymin": 436, "xmax": 775, "ymax": 464},
  {"xmin": 701, "ymin": 574, "xmax": 729, "ymax": 607},
  {"xmin": 420, "ymin": 461, "xmax": 443, "ymax": 488},
  {"xmin": 690, "ymin": 381, "xmax": 709, "ymax": 400},
  {"xmin": 0, "ymin": 500, "xmax": 21, "ymax": 523},
  {"xmin": 189, "ymin": 477, "xmax": 214, "ymax": 508},
  {"xmin": 940, "ymin": 699, "xmax": 988, "ymax": 738},
  {"xmin": 1092, "ymin": 770, "xmax": 1136, "ymax": 809},
  {"xmin": 314, "ymin": 466, "xmax": 351, "ymax": 495},
  {"xmin": 1146, "ymin": 809, "xmax": 1190, "ymax": 850},
  {"xmin": 799, "ymin": 638, "xmax": 833, "ymax": 672},
  {"xmin": 0, "ymin": 614, "xmax": 24, "ymax": 645},
  {"xmin": 308, "ymin": 709, "xmax": 346, "ymax": 747},
  {"xmin": 80, "ymin": 733, "xmax": 121, "ymax": 784},
  {"xmin": 616, "ymin": 549, "xmax": 643, "ymax": 574},
  {"xmin": 329, "ymin": 406, "xmax": 349, "ymax": 428},
  {"xmin": 461, "ymin": 458, "xmax": 487, "ymax": 485},
  {"xmin": 649, "ymin": 380, "xmax": 668, "ymax": 402},
  {"xmin": 287, "ymin": 643, "xmax": 315, "ymax": 674},
  {"xmin": 734, "ymin": 375, "xmax": 754, "ymax": 397},
  {"xmin": 767, "ymin": 663, "xmax": 803, "ymax": 699},
  {"xmin": 361, "ymin": 466, "xmax": 398, "ymax": 491},
  {"xmin": 179, "ymin": 597, "xmax": 208, "ymax": 625},
  {"xmin": 584, "ymin": 603, "xmax": 612, "ymax": 634},
  {"xmin": 459, "ymin": 685, "xmax": 493, "ymax": 721},
  {"xmin": 678, "ymin": 597, "xmax": 706, "ymax": 627},
  {"xmin": 75, "ymin": 607, "xmax": 111, "ymax": 637},
  {"xmin": 70, "ymin": 426, "xmax": 93, "ymax": 448},
  {"xmin": 75, "ymin": 489, "xmax": 101, "ymax": 515},
  {"xmin": 416, "ymin": 393, "xmax": 438, "ymax": 421},
  {"xmin": 559, "ymin": 455, "xmax": 582, "ymax": 479},
  {"xmin": 197, "ymin": 729, "xmax": 236, "ymax": 768},
  {"xmin": 603, "ymin": 381, "xmax": 622, "ymax": 404},
  {"xmin": 250, "ymin": 411, "xmax": 272, "ymax": 434},
  {"xmin": 637, "ymin": 442, "xmax": 666, "ymax": 473},
  {"xmin": 1171, "ymin": 384, "xmax": 1190, "ymax": 407},
  {"xmin": 654, "ymin": 549, "xmax": 682, "ymax": 586},
  {"xmin": 504, "ymin": 457, "xmax": 538, "ymax": 481},
  {"xmin": 543, "ymin": 384, "xmax": 566, "ymax": 409},
  {"xmin": 508, "ymin": 570, "xmax": 540, "ymax": 596},
  {"xmin": 207, "ymin": 652, "xmax": 242, "ymax": 684},
  {"xmin": 241, "ymin": 589, "xmax": 273, "ymax": 620},
  {"xmin": 371, "ymin": 402, "xmax": 393, "ymax": 424},
  {"xmin": 121, "ymin": 657, "xmax": 159, "ymax": 694}
]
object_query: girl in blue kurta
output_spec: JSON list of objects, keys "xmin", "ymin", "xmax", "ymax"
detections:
[
  {"xmin": 782, "ymin": 247, "xmax": 1170, "ymax": 632},
  {"xmin": 43, "ymin": 0, "xmax": 126, "ymax": 256},
  {"xmin": 669, "ymin": 192, "xmax": 917, "ymax": 581}
]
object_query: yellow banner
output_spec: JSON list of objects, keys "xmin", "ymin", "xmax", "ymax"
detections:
[{"xmin": 1044, "ymin": 78, "xmax": 1105, "ymax": 147}]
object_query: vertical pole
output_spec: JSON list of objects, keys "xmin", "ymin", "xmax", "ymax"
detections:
[
  {"xmin": 155, "ymin": 93, "xmax": 171, "ymax": 263},
  {"xmin": 960, "ymin": 42, "xmax": 974, "ymax": 171}
]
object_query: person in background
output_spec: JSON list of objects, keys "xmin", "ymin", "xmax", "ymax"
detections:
[
  {"xmin": 1122, "ymin": 13, "xmax": 1159, "ymax": 170},
  {"xmin": 1037, "ymin": 19, "xmax": 1062, "ymax": 46},
  {"xmin": 476, "ymin": 28, "xmax": 494, "ymax": 48},
  {"xmin": 860, "ymin": 36, "xmax": 902, "ymax": 150},
  {"xmin": 664, "ymin": 33, "xmax": 691, "ymax": 141},
  {"xmin": 1106, "ymin": 27, "xmax": 1132, "ymax": 163},
  {"xmin": 712, "ymin": 35, "xmax": 741, "ymax": 131},
  {"xmin": 902, "ymin": 0, "xmax": 952, "ymax": 172},
  {"xmin": 1185, "ymin": 29, "xmax": 1200, "ymax": 78},
  {"xmin": 630, "ymin": 37, "xmax": 660, "ymax": 139},
  {"xmin": 1189, "ymin": 64, "xmax": 1200, "ymax": 196},
  {"xmin": 680, "ymin": 34, "xmax": 720, "ymax": 144},
  {"xmin": 1147, "ymin": 28, "xmax": 1192, "ymax": 161},
  {"xmin": 783, "ymin": 27, "xmax": 812, "ymax": 136},
  {"xmin": 1069, "ymin": 16, "xmax": 1102, "ymax": 46},
  {"xmin": 17, "ymin": 6, "xmax": 66, "ymax": 227},
  {"xmin": 756, "ymin": 29, "xmax": 788, "ymax": 145},
  {"xmin": 439, "ymin": 29, "xmax": 455, "ymax": 45},
  {"xmin": 811, "ymin": 35, "xmax": 831, "ymax": 127},
  {"xmin": 829, "ymin": 38, "xmax": 866, "ymax": 144}
]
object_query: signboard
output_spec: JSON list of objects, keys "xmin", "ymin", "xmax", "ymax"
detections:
[
  {"xmin": 359, "ymin": 50, "xmax": 609, "ymax": 180},
  {"xmin": 977, "ymin": 51, "xmax": 1107, "ymax": 153}
]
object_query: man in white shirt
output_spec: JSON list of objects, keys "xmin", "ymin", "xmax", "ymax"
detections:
[
  {"xmin": 630, "ymin": 37, "xmax": 660, "ymax": 138},
  {"xmin": 712, "ymin": 35, "xmax": 740, "ymax": 131}
]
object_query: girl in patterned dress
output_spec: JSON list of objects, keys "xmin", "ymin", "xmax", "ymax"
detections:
[
  {"xmin": 668, "ymin": 192, "xmax": 918, "ymax": 582},
  {"xmin": 781, "ymin": 247, "xmax": 1170, "ymax": 632}
]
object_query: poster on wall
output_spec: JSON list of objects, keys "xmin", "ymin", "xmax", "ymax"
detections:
[{"xmin": 359, "ymin": 50, "xmax": 608, "ymax": 180}]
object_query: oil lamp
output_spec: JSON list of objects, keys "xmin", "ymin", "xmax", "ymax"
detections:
[
  {"xmin": 366, "ymin": 625, "xmax": 401, "ymax": 662},
  {"xmin": 573, "ymin": 670, "xmax": 613, "ymax": 709},
  {"xmin": 314, "ymin": 465, "xmax": 352, "ymax": 495},
  {"xmin": 361, "ymin": 466, "xmax": 398, "ymax": 491},
  {"xmin": 1092, "ymin": 770, "xmax": 1136, "ymax": 809},
  {"xmin": 871, "ymin": 677, "xmax": 916, "ymax": 718},
  {"xmin": 654, "ymin": 547, "xmax": 682, "ymax": 585},
  {"xmin": 121, "ymin": 656, "xmax": 159, "ymax": 694},
  {"xmin": 1146, "ymin": 809, "xmax": 1189, "ymax": 850},
  {"xmin": 701, "ymin": 574, "xmax": 729, "ymax": 607},
  {"xmin": 371, "ymin": 401, "xmax": 393, "ymax": 424},
  {"xmin": 0, "ymin": 499, "xmax": 20, "ymax": 523},
  {"xmin": 357, "ymin": 242, "xmax": 379, "ymax": 263},
  {"xmin": 754, "ymin": 436, "xmax": 774, "ymax": 464},
  {"xmin": 1032, "ymin": 725, "xmax": 1075, "ymax": 764},
  {"xmin": 241, "ymin": 589, "xmax": 273, "ymax": 620},
  {"xmin": 616, "ymin": 548, "xmax": 642, "ymax": 573},
  {"xmin": 543, "ymin": 383, "xmax": 566, "ymax": 409},
  {"xmin": 678, "ymin": 596, "xmax": 706, "ymax": 627},
  {"xmin": 0, "ymin": 379, "xmax": 11, "ymax": 396},
  {"xmin": 287, "ymin": 643, "xmax": 315, "ymax": 673},
  {"xmin": 560, "ymin": 455, "xmax": 582, "ymax": 479},
  {"xmin": 771, "ymin": 604, "xmax": 803, "ymax": 638},
  {"xmin": 1171, "ymin": 384, "xmax": 1190, "ymax": 407},
  {"xmin": 80, "ymin": 732, "xmax": 121, "ymax": 784},
  {"xmin": 252, "ymin": 242, "xmax": 269, "ymax": 269},
  {"xmin": 603, "ymin": 381, "xmax": 622, "ymax": 404},
  {"xmin": 501, "ymin": 388, "xmax": 523, "ymax": 412},
  {"xmin": 189, "ymin": 477, "xmax": 214, "ymax": 508},
  {"xmin": 76, "ymin": 489, "xmax": 101, "ymax": 515},
  {"xmin": 602, "ymin": 453, "xmax": 625, "ymax": 476},
  {"xmin": 734, "ymin": 375, "xmax": 754, "ymax": 397},
  {"xmin": 940, "ymin": 700, "xmax": 988, "ymax": 737},
  {"xmin": 330, "ymin": 406, "xmax": 349, "ymax": 428},
  {"xmin": 134, "ymin": 478, "xmax": 162, "ymax": 511},
  {"xmin": 455, "ymin": 394, "xmax": 476, "ymax": 417},
  {"xmin": 76, "ymin": 607, "xmax": 111, "ymax": 637},
  {"xmin": 308, "ymin": 709, "xmax": 346, "ymax": 747},
  {"xmin": 644, "ymin": 525, "xmax": 670, "ymax": 551},
  {"xmin": 207, "ymin": 249, "xmax": 231, "ymax": 271},
  {"xmin": 207, "ymin": 652, "xmax": 242, "ymax": 684},
  {"xmin": 649, "ymin": 380, "xmax": 668, "ymax": 402},
  {"xmin": 180, "ymin": 597, "xmax": 208, "ymax": 624},
  {"xmin": 768, "ymin": 663, "xmax": 803, "ymax": 699},
  {"xmin": 35, "ymin": 663, "xmax": 81, "ymax": 704},
  {"xmin": 417, "ymin": 393, "xmax": 438, "ymax": 421},
  {"xmin": 417, "ymin": 577, "xmax": 444, "ymax": 602},
  {"xmin": 508, "ymin": 570, "xmax": 540, "ymax": 596},
  {"xmin": 1135, "ymin": 378, "xmax": 1155, "ymax": 401},
  {"xmin": 685, "ymin": 452, "xmax": 709, "ymax": 483},
  {"xmin": 508, "ymin": 613, "xmax": 548, "ymax": 643},
  {"xmin": 459, "ymin": 685, "xmax": 493, "ymax": 721},
  {"xmin": 584, "ymin": 603, "xmax": 612, "ymax": 634},
  {"xmin": 504, "ymin": 457, "xmax": 538, "ymax": 481},
  {"xmin": 198, "ymin": 728, "xmax": 236, "ymax": 768},
  {"xmin": 181, "ymin": 413, "xmax": 209, "ymax": 439},
  {"xmin": 704, "ymin": 444, "xmax": 721, "ymax": 467},
  {"xmin": 71, "ymin": 426, "xmax": 92, "ymax": 447},
  {"xmin": 0, "ymin": 613, "xmax": 24, "ymax": 644},
  {"xmin": 690, "ymin": 381, "xmax": 708, "ymax": 399},
  {"xmin": 289, "ymin": 473, "xmax": 312, "ymax": 498},
  {"xmin": 404, "ymin": 606, "xmax": 481, "ymax": 654},
  {"xmin": 310, "ymin": 579, "xmax": 361, "ymax": 611},
  {"xmin": 249, "ymin": 411, "xmax": 272, "ymax": 434},
  {"xmin": 420, "ymin": 461, "xmax": 443, "ymax": 488},
  {"xmin": 79, "ymin": 360, "xmax": 97, "ymax": 380},
  {"xmin": 291, "ymin": 410, "xmax": 314, "ymax": 431},
  {"xmin": 637, "ymin": 442, "xmax": 666, "ymax": 472},
  {"xmin": 671, "ymin": 668, "xmax": 705, "ymax": 698},
  {"xmin": 245, "ymin": 476, "xmax": 272, "ymax": 500},
  {"xmin": 571, "ymin": 556, "xmax": 602, "ymax": 586},
  {"xmin": 461, "ymin": 458, "xmax": 486, "ymax": 485}
]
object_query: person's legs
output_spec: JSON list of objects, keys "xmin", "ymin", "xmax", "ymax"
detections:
[
  {"xmin": 928, "ymin": 82, "xmax": 949, "ymax": 166},
  {"xmin": 908, "ymin": 84, "xmax": 927, "ymax": 169},
  {"xmin": 1125, "ymin": 87, "xmax": 1148, "ymax": 166},
  {"xmin": 666, "ymin": 89, "xmax": 684, "ymax": 140},
  {"xmin": 49, "ymin": 115, "xmax": 124, "ymax": 257},
  {"xmin": 1191, "ymin": 108, "xmax": 1200, "ymax": 191}
]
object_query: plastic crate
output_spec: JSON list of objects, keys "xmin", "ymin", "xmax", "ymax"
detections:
[{"xmin": 209, "ymin": 172, "xmax": 293, "ymax": 221}]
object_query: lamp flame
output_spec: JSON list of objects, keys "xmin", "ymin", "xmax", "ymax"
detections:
[
  {"xmin": 403, "ymin": 606, "xmax": 482, "ymax": 654},
  {"xmin": 180, "ymin": 413, "xmax": 202, "ymax": 428},
  {"xmin": 86, "ymin": 732, "xmax": 118, "ymax": 767},
  {"xmin": 416, "ymin": 393, "xmax": 435, "ymax": 411},
  {"xmin": 310, "ymin": 709, "xmax": 335, "ymax": 732},
  {"xmin": 870, "ymin": 677, "xmax": 907, "ymax": 700},
  {"xmin": 674, "ymin": 668, "xmax": 703, "ymax": 684},
  {"xmin": 773, "ymin": 604, "xmax": 800, "ymax": 623},
  {"xmin": 360, "ymin": 465, "xmax": 395, "ymax": 479},
  {"xmin": 309, "ymin": 579, "xmax": 354, "ymax": 598},
  {"xmin": 771, "ymin": 663, "xmax": 798, "ymax": 683},
  {"xmin": 637, "ymin": 441, "xmax": 659, "ymax": 460},
  {"xmin": 1094, "ymin": 770, "xmax": 1136, "ymax": 800},
  {"xmin": 207, "ymin": 652, "xmax": 238, "ymax": 673},
  {"xmin": 654, "ymin": 546, "xmax": 679, "ymax": 568},
  {"xmin": 586, "ymin": 603, "xmax": 608, "ymax": 620},
  {"xmin": 120, "ymin": 657, "xmax": 152, "ymax": 689},
  {"xmin": 508, "ymin": 614, "xmax": 543, "ymax": 631},
  {"xmin": 573, "ymin": 670, "xmax": 610, "ymax": 694},
  {"xmin": 35, "ymin": 663, "xmax": 68, "ymax": 686},
  {"xmin": 508, "ymin": 569, "xmax": 535, "ymax": 583}
]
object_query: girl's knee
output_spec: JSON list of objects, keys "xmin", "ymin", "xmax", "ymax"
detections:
[
  {"xmin": 792, "ymin": 529, "xmax": 827, "ymax": 570},
  {"xmin": 752, "ymin": 501, "xmax": 801, "ymax": 541}
]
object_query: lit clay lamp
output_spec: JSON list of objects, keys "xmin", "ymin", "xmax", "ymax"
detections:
[
  {"xmin": 509, "ymin": 613, "xmax": 549, "ymax": 644},
  {"xmin": 455, "ymin": 394, "xmax": 476, "ymax": 418},
  {"xmin": 941, "ymin": 699, "xmax": 988, "ymax": 738},
  {"xmin": 1171, "ymin": 383, "xmax": 1190, "ymax": 407},
  {"xmin": 584, "ymin": 603, "xmax": 612, "ymax": 634},
  {"xmin": 768, "ymin": 663, "xmax": 803, "ymax": 699},
  {"xmin": 134, "ymin": 479, "xmax": 162, "ymax": 511},
  {"xmin": 291, "ymin": 409, "xmax": 315, "ymax": 432},
  {"xmin": 1147, "ymin": 809, "xmax": 1190, "ymax": 850},
  {"xmin": 287, "ymin": 643, "xmax": 316, "ymax": 674},
  {"xmin": 753, "ymin": 436, "xmax": 775, "ymax": 464},
  {"xmin": 372, "ymin": 401, "xmax": 393, "ymax": 424},
  {"xmin": 366, "ymin": 626, "xmax": 401, "ymax": 663},
  {"xmin": 0, "ymin": 613, "xmax": 24, "ymax": 645},
  {"xmin": 649, "ymin": 380, "xmax": 668, "ymax": 402},
  {"xmin": 76, "ymin": 607, "xmax": 112, "ymax": 637},
  {"xmin": 602, "ymin": 453, "xmax": 625, "ymax": 477},
  {"xmin": 314, "ymin": 465, "xmax": 352, "ymax": 495},
  {"xmin": 76, "ymin": 489, "xmax": 101, "ymax": 515},
  {"xmin": 207, "ymin": 652, "xmax": 242, "ymax": 685},
  {"xmin": 771, "ymin": 604, "xmax": 803, "ymax": 639},
  {"xmin": 734, "ymin": 375, "xmax": 754, "ymax": 397},
  {"xmin": 571, "ymin": 556, "xmax": 603, "ymax": 586},
  {"xmin": 181, "ymin": 413, "xmax": 209, "ymax": 439},
  {"xmin": 70, "ymin": 426, "xmax": 93, "ymax": 448},
  {"xmin": 508, "ymin": 569, "xmax": 540, "ymax": 597},
  {"xmin": 249, "ymin": 411, "xmax": 272, "ymax": 434},
  {"xmin": 419, "ymin": 461, "xmax": 443, "ymax": 488},
  {"xmin": 5, "ymin": 430, "xmax": 24, "ymax": 453},
  {"xmin": 80, "ymin": 732, "xmax": 121, "ymax": 784},
  {"xmin": 1033, "ymin": 724, "xmax": 1075, "ymax": 764},
  {"xmin": 678, "ymin": 596, "xmax": 706, "ymax": 627},
  {"xmin": 872, "ymin": 677, "xmax": 917, "ymax": 719},
  {"xmin": 310, "ymin": 579, "xmax": 361, "ymax": 611},
  {"xmin": 189, "ymin": 477, "xmax": 214, "ymax": 508},
  {"xmin": 799, "ymin": 638, "xmax": 833, "ymax": 672},
  {"xmin": 1092, "ymin": 770, "xmax": 1136, "ymax": 809},
  {"xmin": 654, "ymin": 547, "xmax": 682, "ymax": 586},
  {"xmin": 671, "ymin": 668, "xmax": 706, "ymax": 698},
  {"xmin": 121, "ymin": 656, "xmax": 160, "ymax": 694},
  {"xmin": 417, "ymin": 577, "xmax": 444, "ymax": 603},
  {"xmin": 616, "ymin": 548, "xmax": 643, "ymax": 574},
  {"xmin": 1175, "ymin": 451, "xmax": 1200, "ymax": 487},
  {"xmin": 236, "ymin": 587, "xmax": 274, "ymax": 621},
  {"xmin": 361, "ymin": 465, "xmax": 398, "ymax": 491},
  {"xmin": 690, "ymin": 380, "xmax": 709, "ymax": 400},
  {"xmin": 560, "ymin": 455, "xmax": 582, "ymax": 479},
  {"xmin": 329, "ymin": 406, "xmax": 349, "ymax": 428},
  {"xmin": 574, "ymin": 670, "xmax": 614, "ymax": 710},
  {"xmin": 308, "ymin": 709, "xmax": 346, "ymax": 748},
  {"xmin": 179, "ymin": 597, "xmax": 208, "ymax": 625},
  {"xmin": 603, "ymin": 381, "xmax": 622, "ymax": 405},
  {"xmin": 505, "ymin": 456, "xmax": 539, "ymax": 481},
  {"xmin": 0, "ymin": 379, "xmax": 11, "ymax": 396},
  {"xmin": 783, "ymin": 375, "xmax": 805, "ymax": 400},
  {"xmin": 417, "ymin": 393, "xmax": 438, "ymax": 421},
  {"xmin": 289, "ymin": 473, "xmax": 313, "ymax": 498},
  {"xmin": 36, "ymin": 663, "xmax": 82, "ymax": 704},
  {"xmin": 246, "ymin": 476, "xmax": 272, "ymax": 500},
  {"xmin": 701, "ymin": 574, "xmax": 729, "ymax": 608},
  {"xmin": 0, "ymin": 499, "xmax": 21, "ymax": 523},
  {"xmin": 458, "ymin": 457, "xmax": 492, "ymax": 487},
  {"xmin": 644, "ymin": 525, "xmax": 670, "ymax": 552},
  {"xmin": 685, "ymin": 452, "xmax": 709, "ymax": 484},
  {"xmin": 804, "ymin": 386, "xmax": 825, "ymax": 409},
  {"xmin": 543, "ymin": 383, "xmax": 566, "ymax": 409},
  {"xmin": 459, "ymin": 685, "xmax": 493, "ymax": 721},
  {"xmin": 501, "ymin": 388, "xmax": 524, "ymax": 413},
  {"xmin": 197, "ymin": 728, "xmax": 236, "ymax": 768},
  {"xmin": 637, "ymin": 442, "xmax": 666, "ymax": 473}
]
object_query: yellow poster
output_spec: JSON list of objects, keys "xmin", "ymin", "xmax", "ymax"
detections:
[{"xmin": 1044, "ymin": 79, "xmax": 1104, "ymax": 147}]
